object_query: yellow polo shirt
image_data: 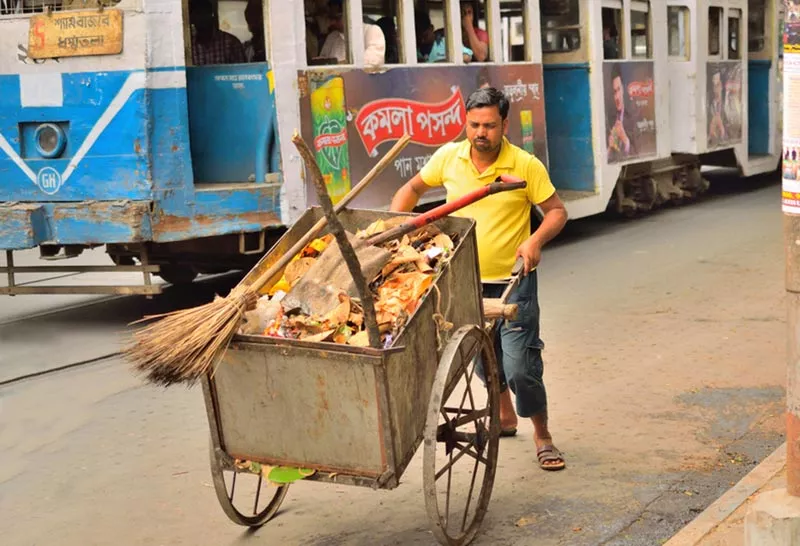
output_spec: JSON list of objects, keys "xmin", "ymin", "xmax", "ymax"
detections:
[{"xmin": 420, "ymin": 137, "xmax": 555, "ymax": 281}]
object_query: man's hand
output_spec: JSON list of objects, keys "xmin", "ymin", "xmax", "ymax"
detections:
[
  {"xmin": 462, "ymin": 10, "xmax": 474, "ymax": 31},
  {"xmin": 516, "ymin": 237, "xmax": 542, "ymax": 275}
]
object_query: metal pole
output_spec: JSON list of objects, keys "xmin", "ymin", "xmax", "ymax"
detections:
[{"xmin": 782, "ymin": 0, "xmax": 800, "ymax": 497}]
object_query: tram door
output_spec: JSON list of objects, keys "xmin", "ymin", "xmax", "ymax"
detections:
[
  {"xmin": 747, "ymin": 0, "xmax": 775, "ymax": 157},
  {"xmin": 183, "ymin": 0, "xmax": 278, "ymax": 185}
]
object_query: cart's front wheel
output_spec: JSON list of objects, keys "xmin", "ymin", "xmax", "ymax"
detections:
[
  {"xmin": 208, "ymin": 438, "xmax": 289, "ymax": 527},
  {"xmin": 423, "ymin": 325, "xmax": 501, "ymax": 546}
]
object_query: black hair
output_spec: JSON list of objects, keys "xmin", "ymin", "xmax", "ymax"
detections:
[
  {"xmin": 465, "ymin": 87, "xmax": 509, "ymax": 120},
  {"xmin": 415, "ymin": 10, "xmax": 432, "ymax": 36},
  {"xmin": 610, "ymin": 63, "xmax": 622, "ymax": 83}
]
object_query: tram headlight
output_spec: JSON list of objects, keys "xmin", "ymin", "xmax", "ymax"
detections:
[{"xmin": 34, "ymin": 123, "xmax": 66, "ymax": 159}]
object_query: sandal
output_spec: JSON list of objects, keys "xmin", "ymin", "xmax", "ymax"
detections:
[
  {"xmin": 536, "ymin": 445, "xmax": 566, "ymax": 471},
  {"xmin": 500, "ymin": 428, "xmax": 517, "ymax": 437}
]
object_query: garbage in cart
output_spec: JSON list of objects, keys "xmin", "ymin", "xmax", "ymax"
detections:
[{"xmin": 238, "ymin": 218, "xmax": 459, "ymax": 349}]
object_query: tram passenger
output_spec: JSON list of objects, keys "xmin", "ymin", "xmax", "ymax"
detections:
[
  {"xmin": 460, "ymin": 1, "xmax": 489, "ymax": 62},
  {"xmin": 317, "ymin": 0, "xmax": 386, "ymax": 66},
  {"xmin": 243, "ymin": 0, "xmax": 266, "ymax": 63},
  {"xmin": 415, "ymin": 10, "xmax": 473, "ymax": 63},
  {"xmin": 189, "ymin": 0, "xmax": 246, "ymax": 65},
  {"xmin": 389, "ymin": 87, "xmax": 569, "ymax": 472}
]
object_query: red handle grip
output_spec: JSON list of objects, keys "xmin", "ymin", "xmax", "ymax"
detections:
[
  {"xmin": 367, "ymin": 179, "xmax": 527, "ymax": 247},
  {"xmin": 407, "ymin": 179, "xmax": 527, "ymax": 229}
]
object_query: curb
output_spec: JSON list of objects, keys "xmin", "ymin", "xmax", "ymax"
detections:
[{"xmin": 663, "ymin": 442, "xmax": 787, "ymax": 546}]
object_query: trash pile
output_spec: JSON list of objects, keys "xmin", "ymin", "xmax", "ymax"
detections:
[{"xmin": 239, "ymin": 219, "xmax": 458, "ymax": 348}]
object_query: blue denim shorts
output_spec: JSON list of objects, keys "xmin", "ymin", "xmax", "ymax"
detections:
[{"xmin": 477, "ymin": 270, "xmax": 547, "ymax": 417}]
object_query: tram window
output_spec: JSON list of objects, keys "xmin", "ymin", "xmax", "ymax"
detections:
[
  {"xmin": 500, "ymin": 1, "xmax": 527, "ymax": 62},
  {"xmin": 216, "ymin": 0, "xmax": 267, "ymax": 63},
  {"xmin": 189, "ymin": 0, "xmax": 247, "ymax": 65},
  {"xmin": 2, "ymin": 0, "xmax": 120, "ymax": 15},
  {"xmin": 668, "ymin": 6, "xmax": 690, "ymax": 60},
  {"xmin": 461, "ymin": 1, "xmax": 491, "ymax": 62},
  {"xmin": 415, "ymin": 2, "xmax": 460, "ymax": 63},
  {"xmin": 709, "ymin": 6, "xmax": 722, "ymax": 56},
  {"xmin": 309, "ymin": 0, "xmax": 351, "ymax": 65},
  {"xmin": 748, "ymin": 0, "xmax": 766, "ymax": 52},
  {"xmin": 363, "ymin": 1, "xmax": 402, "ymax": 64},
  {"xmin": 602, "ymin": 6, "xmax": 623, "ymax": 60},
  {"xmin": 630, "ymin": 1, "xmax": 650, "ymax": 59},
  {"xmin": 728, "ymin": 9, "xmax": 741, "ymax": 60},
  {"xmin": 539, "ymin": 0, "xmax": 581, "ymax": 54}
]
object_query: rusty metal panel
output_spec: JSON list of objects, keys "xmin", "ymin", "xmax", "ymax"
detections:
[{"xmin": 213, "ymin": 341, "xmax": 389, "ymax": 476}]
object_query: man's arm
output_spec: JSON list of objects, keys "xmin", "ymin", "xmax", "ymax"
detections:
[
  {"xmin": 499, "ymin": 173, "xmax": 568, "ymax": 274},
  {"xmin": 390, "ymin": 174, "xmax": 432, "ymax": 212}
]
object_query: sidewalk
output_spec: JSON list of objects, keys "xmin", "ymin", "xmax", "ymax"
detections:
[{"xmin": 664, "ymin": 444, "xmax": 787, "ymax": 546}]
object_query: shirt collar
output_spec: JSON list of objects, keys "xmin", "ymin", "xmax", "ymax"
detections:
[{"xmin": 457, "ymin": 137, "xmax": 516, "ymax": 171}]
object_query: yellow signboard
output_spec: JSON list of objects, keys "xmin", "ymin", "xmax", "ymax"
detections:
[{"xmin": 28, "ymin": 9, "xmax": 123, "ymax": 59}]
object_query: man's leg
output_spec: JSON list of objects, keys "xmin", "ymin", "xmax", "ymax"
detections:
[{"xmin": 498, "ymin": 271, "xmax": 565, "ymax": 471}]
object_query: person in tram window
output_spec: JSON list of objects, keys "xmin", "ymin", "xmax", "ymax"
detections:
[
  {"xmin": 602, "ymin": 11, "xmax": 620, "ymax": 60},
  {"xmin": 190, "ymin": 0, "xmax": 246, "ymax": 65},
  {"xmin": 607, "ymin": 64, "xmax": 637, "ymax": 162},
  {"xmin": 376, "ymin": 16, "xmax": 400, "ymax": 64},
  {"xmin": 390, "ymin": 87, "xmax": 569, "ymax": 471},
  {"xmin": 317, "ymin": 0, "xmax": 386, "ymax": 65},
  {"xmin": 460, "ymin": 1, "xmax": 489, "ymax": 62},
  {"xmin": 415, "ymin": 10, "xmax": 473, "ymax": 63},
  {"xmin": 189, "ymin": 0, "xmax": 246, "ymax": 65},
  {"xmin": 243, "ymin": 0, "xmax": 266, "ymax": 63}
]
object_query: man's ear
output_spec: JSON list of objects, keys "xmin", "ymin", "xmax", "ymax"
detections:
[{"xmin": 503, "ymin": 118, "xmax": 510, "ymax": 135}]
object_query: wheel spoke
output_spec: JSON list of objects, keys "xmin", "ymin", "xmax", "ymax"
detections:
[
  {"xmin": 438, "ymin": 408, "xmax": 489, "ymax": 432},
  {"xmin": 229, "ymin": 470, "xmax": 237, "ymax": 502},
  {"xmin": 435, "ymin": 436, "xmax": 476, "ymax": 480},
  {"xmin": 445, "ymin": 447, "xmax": 454, "ymax": 528},
  {"xmin": 461, "ymin": 448, "xmax": 482, "ymax": 532},
  {"xmin": 253, "ymin": 474, "xmax": 263, "ymax": 515},
  {"xmin": 454, "ymin": 441, "xmax": 491, "ymax": 467}
]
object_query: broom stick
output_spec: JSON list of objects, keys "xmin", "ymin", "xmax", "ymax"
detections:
[{"xmin": 244, "ymin": 133, "xmax": 411, "ymax": 295}]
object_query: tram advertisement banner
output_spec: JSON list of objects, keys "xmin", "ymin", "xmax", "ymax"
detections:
[
  {"xmin": 706, "ymin": 62, "xmax": 743, "ymax": 149},
  {"xmin": 298, "ymin": 65, "xmax": 547, "ymax": 208},
  {"xmin": 602, "ymin": 61, "xmax": 657, "ymax": 164}
]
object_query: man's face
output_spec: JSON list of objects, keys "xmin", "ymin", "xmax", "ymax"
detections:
[
  {"xmin": 461, "ymin": 3, "xmax": 473, "ymax": 19},
  {"xmin": 612, "ymin": 76, "xmax": 624, "ymax": 113},
  {"xmin": 466, "ymin": 105, "xmax": 507, "ymax": 154},
  {"xmin": 328, "ymin": 6, "xmax": 344, "ymax": 32}
]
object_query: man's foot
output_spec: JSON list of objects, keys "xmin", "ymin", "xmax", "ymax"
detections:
[
  {"xmin": 499, "ymin": 389, "xmax": 518, "ymax": 436},
  {"xmin": 534, "ymin": 435, "xmax": 566, "ymax": 471}
]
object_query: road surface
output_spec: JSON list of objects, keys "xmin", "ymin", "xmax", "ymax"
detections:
[{"xmin": 0, "ymin": 174, "xmax": 786, "ymax": 545}]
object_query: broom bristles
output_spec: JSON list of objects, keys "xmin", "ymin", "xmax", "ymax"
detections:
[{"xmin": 123, "ymin": 288, "xmax": 254, "ymax": 387}]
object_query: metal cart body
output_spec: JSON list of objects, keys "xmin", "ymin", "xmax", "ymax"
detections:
[{"xmin": 203, "ymin": 207, "xmax": 501, "ymax": 545}]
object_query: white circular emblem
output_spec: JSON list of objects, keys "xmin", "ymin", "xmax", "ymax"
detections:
[{"xmin": 36, "ymin": 167, "xmax": 63, "ymax": 195}]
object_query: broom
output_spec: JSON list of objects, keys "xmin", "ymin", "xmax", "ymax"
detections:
[{"xmin": 124, "ymin": 133, "xmax": 412, "ymax": 387}]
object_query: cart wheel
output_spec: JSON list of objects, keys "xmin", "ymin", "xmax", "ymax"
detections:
[
  {"xmin": 208, "ymin": 438, "xmax": 289, "ymax": 527},
  {"xmin": 423, "ymin": 325, "xmax": 501, "ymax": 546}
]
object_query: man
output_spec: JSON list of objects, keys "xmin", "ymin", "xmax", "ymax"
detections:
[
  {"xmin": 607, "ymin": 64, "xmax": 636, "ymax": 162},
  {"xmin": 190, "ymin": 0, "xmax": 245, "ymax": 66},
  {"xmin": 390, "ymin": 87, "xmax": 568, "ymax": 471}
]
